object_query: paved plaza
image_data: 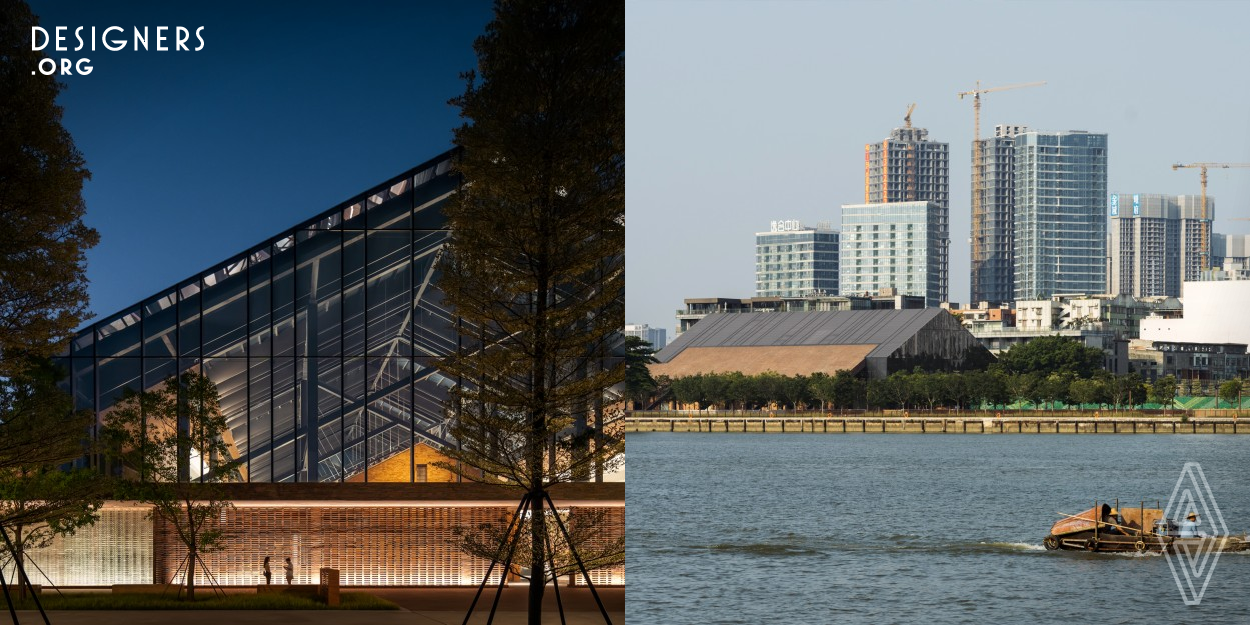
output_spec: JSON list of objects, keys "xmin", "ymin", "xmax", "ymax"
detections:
[{"xmin": 9, "ymin": 586, "xmax": 624, "ymax": 625}]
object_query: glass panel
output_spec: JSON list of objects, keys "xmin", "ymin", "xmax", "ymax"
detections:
[
  {"xmin": 72, "ymin": 358, "xmax": 94, "ymax": 413},
  {"xmin": 367, "ymin": 356, "xmax": 413, "ymax": 481},
  {"xmin": 96, "ymin": 309, "xmax": 141, "ymax": 358},
  {"xmin": 272, "ymin": 247, "xmax": 295, "ymax": 359},
  {"xmin": 96, "ymin": 357, "xmax": 140, "ymax": 413},
  {"xmin": 311, "ymin": 357, "xmax": 343, "ymax": 482},
  {"xmin": 143, "ymin": 291, "xmax": 177, "ymax": 358},
  {"xmin": 271, "ymin": 358, "xmax": 295, "ymax": 482},
  {"xmin": 203, "ymin": 358, "xmax": 249, "ymax": 478},
  {"xmin": 412, "ymin": 230, "xmax": 449, "ymax": 255},
  {"xmin": 412, "ymin": 174, "xmax": 455, "ymax": 230},
  {"xmin": 366, "ymin": 230, "xmax": 411, "ymax": 357},
  {"xmin": 202, "ymin": 264, "xmax": 248, "ymax": 358},
  {"xmin": 412, "ymin": 357, "xmax": 453, "ymax": 444},
  {"xmin": 341, "ymin": 201, "xmax": 365, "ymax": 228},
  {"xmin": 179, "ymin": 283, "xmax": 201, "ymax": 358},
  {"xmin": 342, "ymin": 231, "xmax": 366, "ymax": 357},
  {"xmin": 366, "ymin": 181, "xmax": 412, "ymax": 229},
  {"xmin": 340, "ymin": 357, "xmax": 366, "ymax": 480},
  {"xmin": 143, "ymin": 358, "xmax": 176, "ymax": 391},
  {"xmin": 296, "ymin": 229, "xmax": 342, "ymax": 358},
  {"xmin": 249, "ymin": 252, "xmax": 272, "ymax": 357},
  {"xmin": 248, "ymin": 359, "xmax": 272, "ymax": 483},
  {"xmin": 72, "ymin": 330, "xmax": 94, "ymax": 357},
  {"xmin": 411, "ymin": 246, "xmax": 454, "ymax": 357}
]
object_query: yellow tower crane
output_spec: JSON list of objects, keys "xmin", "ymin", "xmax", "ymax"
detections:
[
  {"xmin": 1171, "ymin": 162, "xmax": 1250, "ymax": 270},
  {"xmin": 958, "ymin": 80, "xmax": 1045, "ymax": 300}
]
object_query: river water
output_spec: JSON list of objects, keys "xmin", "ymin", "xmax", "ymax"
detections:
[{"xmin": 626, "ymin": 434, "xmax": 1250, "ymax": 624}]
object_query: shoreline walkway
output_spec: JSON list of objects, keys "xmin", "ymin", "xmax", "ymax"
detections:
[{"xmin": 11, "ymin": 587, "xmax": 624, "ymax": 625}]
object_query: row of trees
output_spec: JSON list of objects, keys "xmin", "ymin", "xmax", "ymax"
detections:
[
  {"xmin": 1, "ymin": 0, "xmax": 105, "ymax": 604},
  {"xmin": 664, "ymin": 369, "xmax": 1249, "ymax": 412}
]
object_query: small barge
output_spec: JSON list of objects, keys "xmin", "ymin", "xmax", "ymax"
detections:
[{"xmin": 1044, "ymin": 502, "xmax": 1250, "ymax": 553}]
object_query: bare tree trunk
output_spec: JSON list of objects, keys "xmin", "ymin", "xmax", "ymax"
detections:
[
  {"xmin": 186, "ymin": 505, "xmax": 197, "ymax": 601},
  {"xmin": 15, "ymin": 525, "xmax": 26, "ymax": 601},
  {"xmin": 529, "ymin": 490, "xmax": 546, "ymax": 625}
]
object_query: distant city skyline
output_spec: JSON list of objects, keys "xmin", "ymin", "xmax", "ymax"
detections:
[{"xmin": 626, "ymin": 1, "xmax": 1250, "ymax": 335}]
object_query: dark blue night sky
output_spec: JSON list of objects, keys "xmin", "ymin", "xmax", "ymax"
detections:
[{"xmin": 26, "ymin": 1, "xmax": 493, "ymax": 324}]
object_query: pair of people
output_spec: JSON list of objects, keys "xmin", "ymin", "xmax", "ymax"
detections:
[{"xmin": 262, "ymin": 556, "xmax": 294, "ymax": 585}]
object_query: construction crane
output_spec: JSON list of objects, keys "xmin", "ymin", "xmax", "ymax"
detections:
[
  {"xmin": 958, "ymin": 81, "xmax": 1045, "ymax": 301},
  {"xmin": 1171, "ymin": 162, "xmax": 1250, "ymax": 271},
  {"xmin": 904, "ymin": 103, "xmax": 916, "ymax": 129}
]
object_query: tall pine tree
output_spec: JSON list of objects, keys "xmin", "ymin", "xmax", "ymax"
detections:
[
  {"xmin": 437, "ymin": 1, "xmax": 623, "ymax": 622},
  {"xmin": 0, "ymin": 0, "xmax": 99, "ymax": 374},
  {"xmin": 0, "ymin": 1, "xmax": 104, "ymax": 600}
]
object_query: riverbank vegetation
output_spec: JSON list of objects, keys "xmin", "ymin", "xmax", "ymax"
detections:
[{"xmin": 658, "ymin": 337, "xmax": 1249, "ymax": 412}]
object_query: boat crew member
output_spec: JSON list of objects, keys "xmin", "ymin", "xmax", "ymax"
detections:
[{"xmin": 1179, "ymin": 512, "xmax": 1199, "ymax": 538}]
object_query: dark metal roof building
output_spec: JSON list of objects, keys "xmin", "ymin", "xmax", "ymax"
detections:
[{"xmin": 653, "ymin": 308, "xmax": 991, "ymax": 379}]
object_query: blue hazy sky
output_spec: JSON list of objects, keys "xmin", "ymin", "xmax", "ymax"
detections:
[
  {"xmin": 27, "ymin": 1, "xmax": 493, "ymax": 325},
  {"xmin": 626, "ymin": 1, "xmax": 1250, "ymax": 338}
]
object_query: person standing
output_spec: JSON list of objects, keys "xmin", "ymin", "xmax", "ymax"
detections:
[
  {"xmin": 263, "ymin": 556, "xmax": 272, "ymax": 585},
  {"xmin": 284, "ymin": 557, "xmax": 294, "ymax": 584}
]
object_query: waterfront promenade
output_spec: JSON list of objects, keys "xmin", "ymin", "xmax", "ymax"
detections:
[
  {"xmin": 10, "ymin": 587, "xmax": 624, "ymax": 625},
  {"xmin": 626, "ymin": 412, "xmax": 1248, "ymax": 434}
]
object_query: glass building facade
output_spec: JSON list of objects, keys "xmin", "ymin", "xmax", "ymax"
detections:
[
  {"xmin": 755, "ymin": 225, "xmax": 840, "ymax": 298},
  {"xmin": 31, "ymin": 149, "xmax": 626, "ymax": 589},
  {"xmin": 1013, "ymin": 130, "xmax": 1108, "ymax": 301},
  {"xmin": 58, "ymin": 150, "xmax": 462, "ymax": 483},
  {"xmin": 840, "ymin": 201, "xmax": 949, "ymax": 307}
]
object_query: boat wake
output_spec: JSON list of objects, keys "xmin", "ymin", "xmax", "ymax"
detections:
[
  {"xmin": 673, "ymin": 539, "xmax": 1054, "ymax": 557},
  {"xmin": 977, "ymin": 541, "xmax": 1046, "ymax": 551},
  {"xmin": 690, "ymin": 543, "xmax": 828, "ymax": 557},
  {"xmin": 667, "ymin": 537, "xmax": 1222, "ymax": 558}
]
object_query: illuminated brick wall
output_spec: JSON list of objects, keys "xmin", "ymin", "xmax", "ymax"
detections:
[
  {"xmin": 21, "ymin": 506, "xmax": 153, "ymax": 586},
  {"xmin": 25, "ymin": 500, "xmax": 623, "ymax": 587},
  {"xmin": 157, "ymin": 504, "xmax": 624, "ymax": 587},
  {"xmin": 156, "ymin": 504, "xmax": 509, "ymax": 586},
  {"xmin": 575, "ymin": 506, "xmax": 625, "ymax": 586}
]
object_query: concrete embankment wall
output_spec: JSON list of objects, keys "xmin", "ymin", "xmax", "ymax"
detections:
[{"xmin": 626, "ymin": 415, "xmax": 1248, "ymax": 434}]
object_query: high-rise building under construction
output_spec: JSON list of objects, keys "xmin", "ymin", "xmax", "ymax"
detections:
[
  {"xmin": 857, "ymin": 123, "xmax": 949, "ymax": 306},
  {"xmin": 1109, "ymin": 194, "xmax": 1211, "ymax": 297},
  {"xmin": 969, "ymin": 124, "xmax": 1027, "ymax": 305},
  {"xmin": 864, "ymin": 126, "xmax": 950, "ymax": 209}
]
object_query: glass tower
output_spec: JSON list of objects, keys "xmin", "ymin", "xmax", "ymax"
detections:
[
  {"xmin": 1013, "ymin": 130, "xmax": 1108, "ymax": 301},
  {"xmin": 839, "ymin": 201, "xmax": 948, "ymax": 306},
  {"xmin": 58, "ymin": 150, "xmax": 461, "ymax": 483},
  {"xmin": 754, "ymin": 222, "xmax": 840, "ymax": 298}
]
